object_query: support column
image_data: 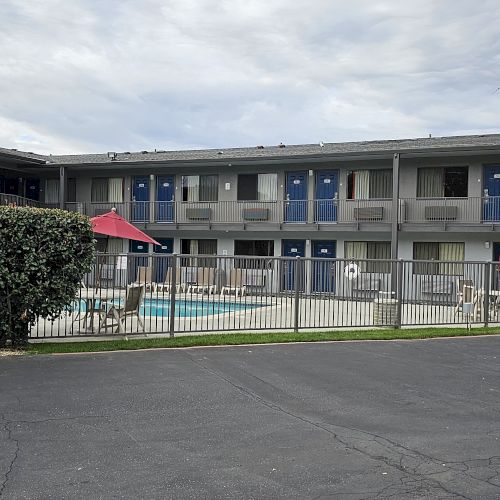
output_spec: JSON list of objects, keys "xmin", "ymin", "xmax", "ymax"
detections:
[
  {"xmin": 391, "ymin": 153, "xmax": 400, "ymax": 292},
  {"xmin": 59, "ymin": 166, "xmax": 66, "ymax": 209},
  {"xmin": 391, "ymin": 153, "xmax": 400, "ymax": 259}
]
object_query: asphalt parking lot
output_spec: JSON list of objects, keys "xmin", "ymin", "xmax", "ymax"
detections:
[{"xmin": 1, "ymin": 336, "xmax": 500, "ymax": 499}]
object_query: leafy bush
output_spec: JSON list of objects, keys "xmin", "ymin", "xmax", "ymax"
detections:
[{"xmin": 0, "ymin": 206, "xmax": 95, "ymax": 347}]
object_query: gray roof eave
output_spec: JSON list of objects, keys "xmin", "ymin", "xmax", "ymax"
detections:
[{"xmin": 48, "ymin": 144, "xmax": 500, "ymax": 170}]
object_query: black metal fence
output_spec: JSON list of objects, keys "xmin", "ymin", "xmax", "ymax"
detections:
[{"xmin": 29, "ymin": 254, "xmax": 500, "ymax": 339}]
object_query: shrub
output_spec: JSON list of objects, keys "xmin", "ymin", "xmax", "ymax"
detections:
[{"xmin": 0, "ymin": 206, "xmax": 95, "ymax": 347}]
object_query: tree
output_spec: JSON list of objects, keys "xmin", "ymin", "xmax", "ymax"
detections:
[{"xmin": 0, "ymin": 206, "xmax": 95, "ymax": 347}]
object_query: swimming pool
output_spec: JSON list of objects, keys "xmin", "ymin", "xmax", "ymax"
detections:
[
  {"xmin": 144, "ymin": 298, "xmax": 264, "ymax": 318},
  {"xmin": 80, "ymin": 298, "xmax": 264, "ymax": 318}
]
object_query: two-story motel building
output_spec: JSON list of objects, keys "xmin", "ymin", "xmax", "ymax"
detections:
[{"xmin": 2, "ymin": 134, "xmax": 500, "ymax": 290}]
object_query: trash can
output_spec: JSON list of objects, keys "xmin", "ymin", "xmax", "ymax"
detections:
[{"xmin": 373, "ymin": 295, "xmax": 399, "ymax": 326}]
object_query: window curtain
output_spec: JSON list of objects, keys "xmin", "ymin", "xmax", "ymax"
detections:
[
  {"xmin": 354, "ymin": 170, "xmax": 370, "ymax": 199},
  {"xmin": 198, "ymin": 239, "xmax": 217, "ymax": 254},
  {"xmin": 417, "ymin": 168, "xmax": 443, "ymax": 198},
  {"xmin": 367, "ymin": 242, "xmax": 391, "ymax": 273},
  {"xmin": 413, "ymin": 242, "xmax": 439, "ymax": 275},
  {"xmin": 107, "ymin": 238, "xmax": 123, "ymax": 254},
  {"xmin": 345, "ymin": 241, "xmax": 367, "ymax": 272},
  {"xmin": 258, "ymin": 174, "xmax": 277, "ymax": 201},
  {"xmin": 108, "ymin": 178, "xmax": 123, "ymax": 203},
  {"xmin": 439, "ymin": 242, "xmax": 464, "ymax": 275},
  {"xmin": 197, "ymin": 239, "xmax": 217, "ymax": 267},
  {"xmin": 184, "ymin": 176, "xmax": 200, "ymax": 202},
  {"xmin": 370, "ymin": 170, "xmax": 392, "ymax": 199},
  {"xmin": 45, "ymin": 179, "xmax": 59, "ymax": 204},
  {"xmin": 91, "ymin": 178, "xmax": 108, "ymax": 202},
  {"xmin": 189, "ymin": 239, "xmax": 199, "ymax": 255},
  {"xmin": 199, "ymin": 175, "xmax": 218, "ymax": 201}
]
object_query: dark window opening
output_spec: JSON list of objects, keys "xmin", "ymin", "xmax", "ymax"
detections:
[
  {"xmin": 417, "ymin": 167, "xmax": 468, "ymax": 198},
  {"xmin": 237, "ymin": 174, "xmax": 258, "ymax": 201}
]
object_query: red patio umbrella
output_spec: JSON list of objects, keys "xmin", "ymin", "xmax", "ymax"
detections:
[{"xmin": 91, "ymin": 209, "xmax": 160, "ymax": 246}]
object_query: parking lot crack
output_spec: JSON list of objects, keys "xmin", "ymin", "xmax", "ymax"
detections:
[
  {"xmin": 0, "ymin": 413, "xmax": 20, "ymax": 498},
  {"xmin": 184, "ymin": 353, "xmax": 477, "ymax": 499}
]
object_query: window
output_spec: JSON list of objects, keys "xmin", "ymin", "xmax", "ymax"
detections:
[
  {"xmin": 237, "ymin": 174, "xmax": 277, "ymax": 201},
  {"xmin": 181, "ymin": 239, "xmax": 217, "ymax": 267},
  {"xmin": 45, "ymin": 179, "xmax": 59, "ymax": 204},
  {"xmin": 344, "ymin": 241, "xmax": 391, "ymax": 273},
  {"xmin": 347, "ymin": 170, "xmax": 392, "ymax": 199},
  {"xmin": 413, "ymin": 242, "xmax": 464, "ymax": 275},
  {"xmin": 91, "ymin": 177, "xmax": 123, "ymax": 203},
  {"xmin": 417, "ymin": 167, "xmax": 468, "ymax": 198},
  {"xmin": 182, "ymin": 175, "xmax": 218, "ymax": 202},
  {"xmin": 67, "ymin": 178, "xmax": 76, "ymax": 203},
  {"xmin": 234, "ymin": 240, "xmax": 274, "ymax": 268},
  {"xmin": 95, "ymin": 237, "xmax": 122, "ymax": 254}
]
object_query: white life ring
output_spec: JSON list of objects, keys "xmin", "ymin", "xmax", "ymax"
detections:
[{"xmin": 344, "ymin": 262, "xmax": 359, "ymax": 280}]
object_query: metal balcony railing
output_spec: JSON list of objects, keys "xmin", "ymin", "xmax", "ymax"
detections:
[
  {"xmin": 63, "ymin": 199, "xmax": 394, "ymax": 224},
  {"xmin": 401, "ymin": 197, "xmax": 500, "ymax": 224},
  {"xmin": 7, "ymin": 195, "xmax": 500, "ymax": 226}
]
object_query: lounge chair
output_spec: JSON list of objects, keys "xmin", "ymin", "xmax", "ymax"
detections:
[
  {"xmin": 155, "ymin": 267, "xmax": 183, "ymax": 293},
  {"xmin": 134, "ymin": 266, "xmax": 154, "ymax": 292},
  {"xmin": 221, "ymin": 268, "xmax": 246, "ymax": 297},
  {"xmin": 188, "ymin": 267, "xmax": 216, "ymax": 294},
  {"xmin": 98, "ymin": 284, "xmax": 145, "ymax": 334}
]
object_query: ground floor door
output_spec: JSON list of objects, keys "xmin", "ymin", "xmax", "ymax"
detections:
[
  {"xmin": 281, "ymin": 240, "xmax": 306, "ymax": 291},
  {"xmin": 153, "ymin": 238, "xmax": 173, "ymax": 282},
  {"xmin": 3, "ymin": 178, "xmax": 18, "ymax": 195},
  {"xmin": 25, "ymin": 178, "xmax": 40, "ymax": 201},
  {"xmin": 312, "ymin": 241, "xmax": 336, "ymax": 292}
]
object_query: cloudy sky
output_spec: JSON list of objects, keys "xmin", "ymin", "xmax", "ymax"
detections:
[{"xmin": 1, "ymin": 0, "xmax": 499, "ymax": 154}]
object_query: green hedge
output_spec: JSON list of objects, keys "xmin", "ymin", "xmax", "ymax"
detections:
[{"xmin": 0, "ymin": 206, "xmax": 95, "ymax": 347}]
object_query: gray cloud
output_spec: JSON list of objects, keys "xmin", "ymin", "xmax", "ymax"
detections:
[{"xmin": 0, "ymin": 0, "xmax": 499, "ymax": 154}]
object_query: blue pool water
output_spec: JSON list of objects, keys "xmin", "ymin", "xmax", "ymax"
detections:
[
  {"xmin": 144, "ymin": 299, "xmax": 263, "ymax": 318},
  {"xmin": 81, "ymin": 299, "xmax": 263, "ymax": 318}
]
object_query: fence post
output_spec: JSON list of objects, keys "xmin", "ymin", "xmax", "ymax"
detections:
[
  {"xmin": 484, "ymin": 262, "xmax": 491, "ymax": 328},
  {"xmin": 395, "ymin": 259, "xmax": 404, "ymax": 329},
  {"xmin": 169, "ymin": 253, "xmax": 177, "ymax": 338},
  {"xmin": 294, "ymin": 256, "xmax": 301, "ymax": 333}
]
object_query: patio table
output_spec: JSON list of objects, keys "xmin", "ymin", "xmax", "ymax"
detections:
[{"xmin": 76, "ymin": 288, "xmax": 125, "ymax": 333}]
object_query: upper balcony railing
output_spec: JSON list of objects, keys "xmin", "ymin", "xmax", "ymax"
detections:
[
  {"xmin": 401, "ymin": 197, "xmax": 500, "ymax": 224},
  {"xmin": 64, "ymin": 199, "xmax": 394, "ymax": 225},
  {"xmin": 6, "ymin": 195, "xmax": 500, "ymax": 226}
]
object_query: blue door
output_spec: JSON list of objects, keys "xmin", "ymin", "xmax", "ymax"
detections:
[
  {"xmin": 156, "ymin": 176, "xmax": 175, "ymax": 222},
  {"xmin": 312, "ymin": 241, "xmax": 336, "ymax": 292},
  {"xmin": 25, "ymin": 178, "xmax": 40, "ymax": 201},
  {"xmin": 153, "ymin": 238, "xmax": 173, "ymax": 282},
  {"xmin": 129, "ymin": 240, "xmax": 149, "ymax": 283},
  {"xmin": 285, "ymin": 172, "xmax": 308, "ymax": 222},
  {"xmin": 282, "ymin": 240, "xmax": 305, "ymax": 291},
  {"xmin": 483, "ymin": 166, "xmax": 500, "ymax": 221},
  {"xmin": 5, "ymin": 178, "xmax": 18, "ymax": 195},
  {"xmin": 132, "ymin": 177, "xmax": 150, "ymax": 222},
  {"xmin": 315, "ymin": 171, "xmax": 338, "ymax": 222}
]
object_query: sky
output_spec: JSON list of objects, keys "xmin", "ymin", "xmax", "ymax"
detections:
[{"xmin": 0, "ymin": 0, "xmax": 500, "ymax": 155}]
